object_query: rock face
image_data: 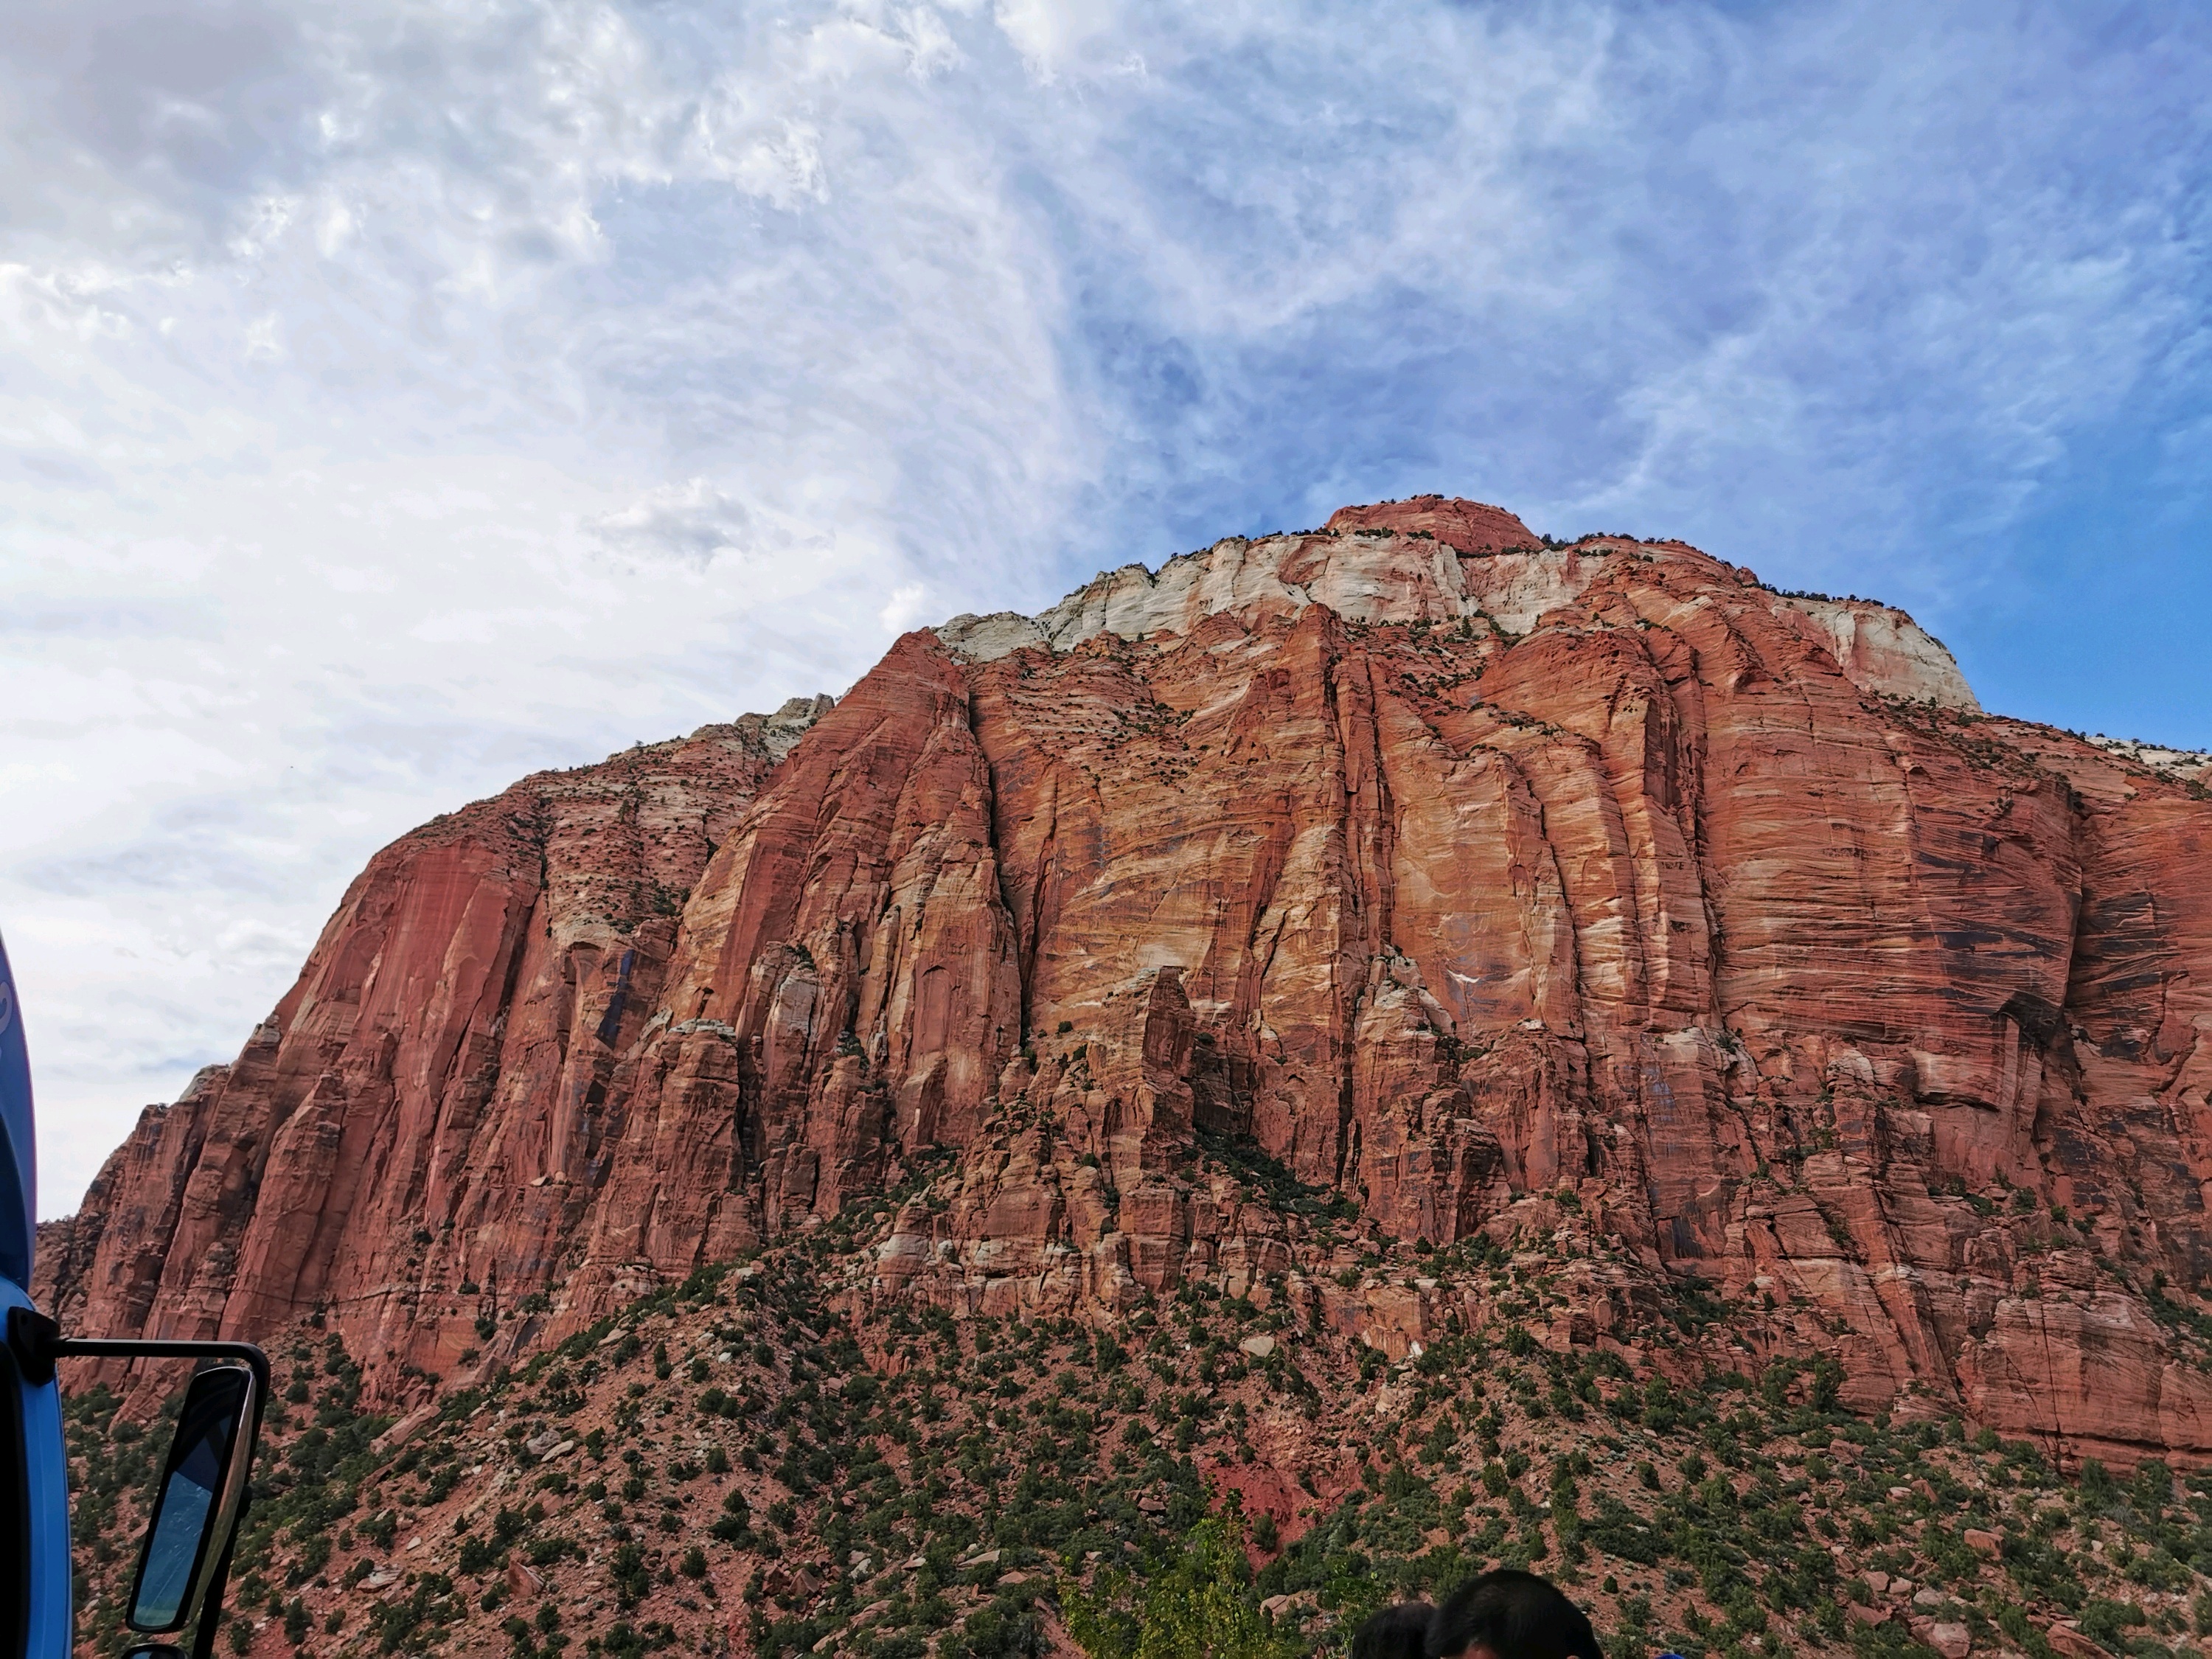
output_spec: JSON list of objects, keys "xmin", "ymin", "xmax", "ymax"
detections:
[
  {"xmin": 39, "ymin": 503, "xmax": 2212, "ymax": 1464},
  {"xmin": 35, "ymin": 701, "xmax": 832, "ymax": 1376}
]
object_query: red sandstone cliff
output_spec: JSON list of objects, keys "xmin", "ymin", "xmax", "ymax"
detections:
[{"xmin": 38, "ymin": 503, "xmax": 2212, "ymax": 1462}]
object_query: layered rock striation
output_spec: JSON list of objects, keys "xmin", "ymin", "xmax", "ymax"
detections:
[{"xmin": 38, "ymin": 501, "xmax": 2212, "ymax": 1461}]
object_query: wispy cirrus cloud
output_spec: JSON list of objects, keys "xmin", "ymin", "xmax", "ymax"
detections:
[{"xmin": 3, "ymin": 0, "xmax": 2210, "ymax": 1212}]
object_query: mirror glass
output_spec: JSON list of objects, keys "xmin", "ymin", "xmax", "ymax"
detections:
[{"xmin": 128, "ymin": 1366, "xmax": 251, "ymax": 1632}]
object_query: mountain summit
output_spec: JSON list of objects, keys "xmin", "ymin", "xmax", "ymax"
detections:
[{"xmin": 38, "ymin": 499, "xmax": 2212, "ymax": 1464}]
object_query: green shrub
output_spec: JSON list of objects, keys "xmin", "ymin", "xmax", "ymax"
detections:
[{"xmin": 1066, "ymin": 1520, "xmax": 1297, "ymax": 1659}]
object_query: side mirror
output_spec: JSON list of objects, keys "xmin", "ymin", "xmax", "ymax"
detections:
[{"xmin": 125, "ymin": 1365, "xmax": 257, "ymax": 1635}]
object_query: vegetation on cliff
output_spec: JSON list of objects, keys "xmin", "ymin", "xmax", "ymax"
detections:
[
  {"xmin": 63, "ymin": 1184, "xmax": 2212, "ymax": 1659},
  {"xmin": 42, "ymin": 503, "xmax": 2212, "ymax": 1659}
]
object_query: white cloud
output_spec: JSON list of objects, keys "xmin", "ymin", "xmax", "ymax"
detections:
[
  {"xmin": 878, "ymin": 581, "xmax": 930, "ymax": 633},
  {"xmin": 992, "ymin": 0, "xmax": 1119, "ymax": 81},
  {"xmin": 590, "ymin": 478, "xmax": 756, "ymax": 568},
  {"xmin": 3, "ymin": 0, "xmax": 2210, "ymax": 1212}
]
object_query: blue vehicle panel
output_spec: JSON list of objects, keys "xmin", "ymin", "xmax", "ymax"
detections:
[
  {"xmin": 3, "ymin": 1275, "xmax": 71, "ymax": 1657},
  {"xmin": 1, "ymin": 930, "xmax": 71, "ymax": 1656}
]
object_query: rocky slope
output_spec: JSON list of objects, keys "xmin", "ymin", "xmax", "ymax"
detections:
[
  {"xmin": 58, "ymin": 1217, "xmax": 2212, "ymax": 1659},
  {"xmin": 38, "ymin": 497, "xmax": 2212, "ymax": 1466}
]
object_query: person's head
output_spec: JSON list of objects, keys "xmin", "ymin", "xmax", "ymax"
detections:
[
  {"xmin": 1350, "ymin": 1600, "xmax": 1436, "ymax": 1659},
  {"xmin": 1427, "ymin": 1570, "xmax": 1601, "ymax": 1659}
]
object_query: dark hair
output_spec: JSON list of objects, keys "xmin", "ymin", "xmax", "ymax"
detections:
[
  {"xmin": 1351, "ymin": 1601, "xmax": 1436, "ymax": 1659},
  {"xmin": 1427, "ymin": 1570, "xmax": 1601, "ymax": 1659}
]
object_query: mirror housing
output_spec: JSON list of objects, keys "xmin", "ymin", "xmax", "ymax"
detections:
[
  {"xmin": 15, "ymin": 1318, "xmax": 269, "ymax": 1659},
  {"xmin": 125, "ymin": 1364, "xmax": 258, "ymax": 1634}
]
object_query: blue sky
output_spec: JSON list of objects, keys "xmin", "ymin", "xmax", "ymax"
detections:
[{"xmin": 4, "ymin": 0, "xmax": 2208, "ymax": 1211}]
